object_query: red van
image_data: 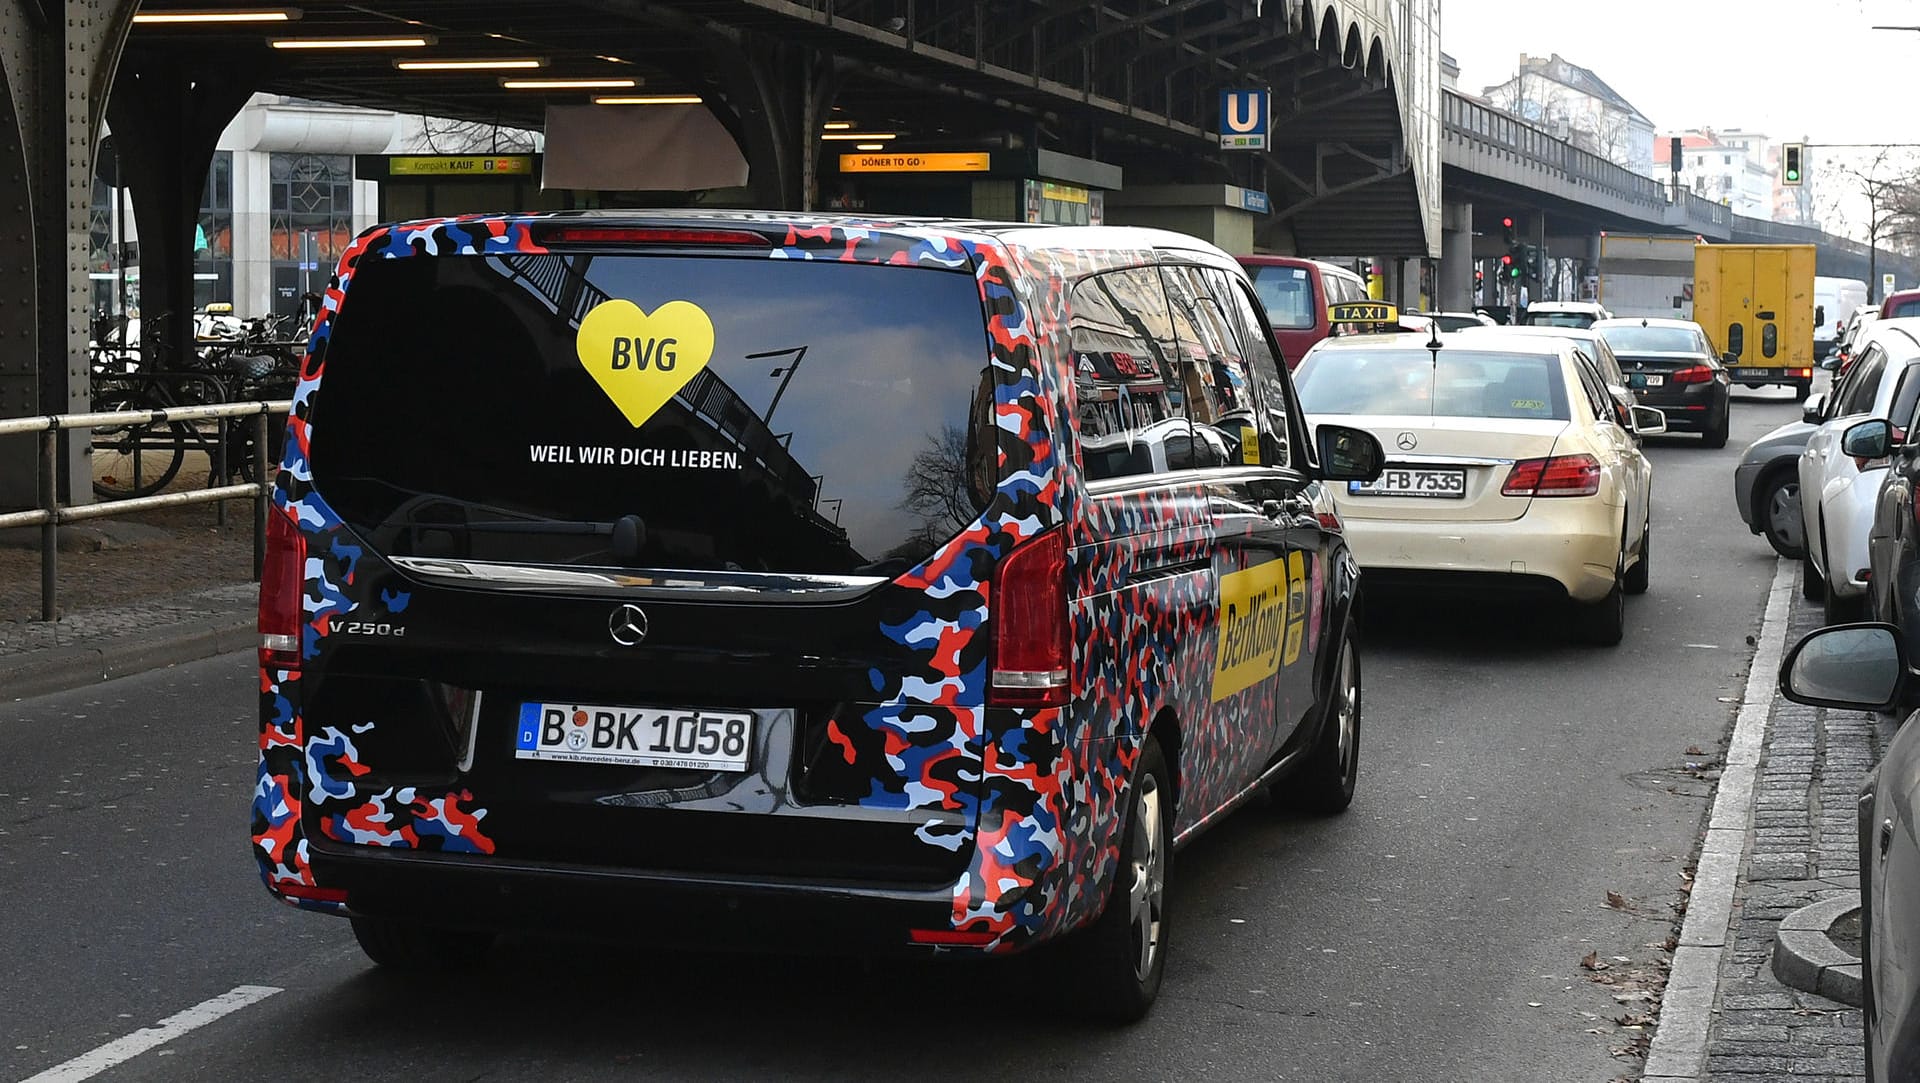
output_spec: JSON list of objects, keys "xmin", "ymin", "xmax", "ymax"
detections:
[
  {"xmin": 1884, "ymin": 288, "xmax": 1920, "ymax": 319},
  {"xmin": 1237, "ymin": 256, "xmax": 1371, "ymax": 368}
]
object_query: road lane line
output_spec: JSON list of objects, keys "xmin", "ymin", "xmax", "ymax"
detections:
[
  {"xmin": 1642, "ymin": 557, "xmax": 1794, "ymax": 1081},
  {"xmin": 19, "ymin": 985, "xmax": 282, "ymax": 1083}
]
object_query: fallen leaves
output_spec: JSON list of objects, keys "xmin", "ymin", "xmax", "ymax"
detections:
[
  {"xmin": 1582, "ymin": 950, "xmax": 1611, "ymax": 972},
  {"xmin": 1606, "ymin": 890, "xmax": 1629, "ymax": 910},
  {"xmin": 1686, "ymin": 745, "xmax": 1706, "ymax": 756}
]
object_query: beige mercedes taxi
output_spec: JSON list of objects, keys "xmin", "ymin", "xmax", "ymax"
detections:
[{"xmin": 1294, "ymin": 333, "xmax": 1665, "ymax": 645}]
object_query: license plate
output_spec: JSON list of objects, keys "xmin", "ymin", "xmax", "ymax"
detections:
[
  {"xmin": 1349, "ymin": 468, "xmax": 1467, "ymax": 498},
  {"xmin": 1642, "ymin": 374, "xmax": 1665, "ymax": 387},
  {"xmin": 514, "ymin": 702, "xmax": 753, "ymax": 771}
]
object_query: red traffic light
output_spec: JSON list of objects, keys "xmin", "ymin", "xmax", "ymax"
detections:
[
  {"xmin": 1502, "ymin": 217, "xmax": 1514, "ymax": 229},
  {"xmin": 1500, "ymin": 254, "xmax": 1513, "ymax": 266}
]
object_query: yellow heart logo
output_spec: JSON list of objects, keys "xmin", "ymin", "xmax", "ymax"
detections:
[{"xmin": 575, "ymin": 299, "xmax": 716, "ymax": 428}]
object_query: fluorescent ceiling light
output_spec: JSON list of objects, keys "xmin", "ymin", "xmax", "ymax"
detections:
[
  {"xmin": 133, "ymin": 8, "xmax": 300, "ymax": 23},
  {"xmin": 502, "ymin": 77, "xmax": 638, "ymax": 90},
  {"xmin": 594, "ymin": 95, "xmax": 703, "ymax": 105},
  {"xmin": 822, "ymin": 121, "xmax": 853, "ymax": 130},
  {"xmin": 821, "ymin": 132, "xmax": 896, "ymax": 140},
  {"xmin": 855, "ymin": 143, "xmax": 886, "ymax": 150},
  {"xmin": 272, "ymin": 35, "xmax": 433, "ymax": 49},
  {"xmin": 396, "ymin": 58, "xmax": 546, "ymax": 71}
]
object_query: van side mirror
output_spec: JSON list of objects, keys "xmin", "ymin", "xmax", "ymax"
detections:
[
  {"xmin": 1778, "ymin": 624, "xmax": 1907, "ymax": 712},
  {"xmin": 1843, "ymin": 418, "xmax": 1893, "ymax": 460},
  {"xmin": 1316, "ymin": 424, "xmax": 1384, "ymax": 482},
  {"xmin": 1721, "ymin": 351, "xmax": 1739, "ymax": 365},
  {"xmin": 1802, "ymin": 393, "xmax": 1827, "ymax": 424},
  {"xmin": 1816, "ymin": 305, "xmax": 1827, "ymax": 327}
]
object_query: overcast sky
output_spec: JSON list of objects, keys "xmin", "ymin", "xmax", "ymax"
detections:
[{"xmin": 1443, "ymin": 0, "xmax": 1917, "ymax": 161}]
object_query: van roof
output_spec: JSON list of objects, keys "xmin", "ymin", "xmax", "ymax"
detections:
[
  {"xmin": 1234, "ymin": 254, "xmax": 1366, "ymax": 281},
  {"xmin": 369, "ymin": 209, "xmax": 1237, "ymax": 265}
]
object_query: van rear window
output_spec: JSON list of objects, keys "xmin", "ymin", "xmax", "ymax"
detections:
[{"xmin": 307, "ymin": 253, "xmax": 995, "ymax": 578}]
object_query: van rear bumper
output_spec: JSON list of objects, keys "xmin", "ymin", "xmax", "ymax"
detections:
[{"xmin": 305, "ymin": 842, "xmax": 983, "ymax": 955}]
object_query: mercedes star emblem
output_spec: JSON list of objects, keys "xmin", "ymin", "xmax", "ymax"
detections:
[
  {"xmin": 608, "ymin": 603, "xmax": 649, "ymax": 647},
  {"xmin": 1396, "ymin": 432, "xmax": 1418, "ymax": 451}
]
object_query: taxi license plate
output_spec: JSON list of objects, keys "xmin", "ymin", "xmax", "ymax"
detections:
[
  {"xmin": 514, "ymin": 702, "xmax": 753, "ymax": 771},
  {"xmin": 1349, "ymin": 468, "xmax": 1466, "ymax": 498},
  {"xmin": 1642, "ymin": 374, "xmax": 1666, "ymax": 387}
]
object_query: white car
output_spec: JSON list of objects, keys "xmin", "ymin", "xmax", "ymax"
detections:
[
  {"xmin": 1454, "ymin": 323, "xmax": 1642, "ymax": 435},
  {"xmin": 1800, "ymin": 318, "xmax": 1920, "ymax": 622},
  {"xmin": 1294, "ymin": 333, "xmax": 1664, "ymax": 645},
  {"xmin": 1523, "ymin": 300, "xmax": 1613, "ymax": 329}
]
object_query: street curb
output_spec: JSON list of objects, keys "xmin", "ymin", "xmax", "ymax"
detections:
[
  {"xmin": 0, "ymin": 616, "xmax": 253, "ymax": 701},
  {"xmin": 1771, "ymin": 895, "xmax": 1864, "ymax": 1007},
  {"xmin": 1641, "ymin": 558, "xmax": 1795, "ymax": 1081}
]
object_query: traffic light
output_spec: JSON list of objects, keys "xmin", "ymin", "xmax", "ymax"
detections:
[
  {"xmin": 1501, "ymin": 253, "xmax": 1518, "ymax": 279},
  {"xmin": 1783, "ymin": 143, "xmax": 1804, "ymax": 187},
  {"xmin": 1474, "ymin": 268, "xmax": 1485, "ymax": 291},
  {"xmin": 1502, "ymin": 216, "xmax": 1517, "ymax": 248}
]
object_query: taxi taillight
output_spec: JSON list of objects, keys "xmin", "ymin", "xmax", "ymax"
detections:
[
  {"xmin": 258, "ymin": 507, "xmax": 304, "ymax": 670},
  {"xmin": 988, "ymin": 528, "xmax": 1069, "ymax": 709},
  {"xmin": 1503, "ymin": 454, "xmax": 1602, "ymax": 498}
]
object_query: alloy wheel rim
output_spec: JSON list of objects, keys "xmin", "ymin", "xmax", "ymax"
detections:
[
  {"xmin": 1335, "ymin": 643, "xmax": 1358, "ymax": 777},
  {"xmin": 1128, "ymin": 775, "xmax": 1165, "ymax": 981}
]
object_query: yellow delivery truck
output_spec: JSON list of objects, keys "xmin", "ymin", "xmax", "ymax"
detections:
[{"xmin": 1692, "ymin": 244, "xmax": 1819, "ymax": 401}]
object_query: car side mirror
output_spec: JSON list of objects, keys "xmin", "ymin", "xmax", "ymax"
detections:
[
  {"xmin": 1316, "ymin": 423, "xmax": 1385, "ymax": 482},
  {"xmin": 1778, "ymin": 623, "xmax": 1907, "ymax": 712},
  {"xmin": 1626, "ymin": 372, "xmax": 1648, "ymax": 391},
  {"xmin": 1631, "ymin": 405, "xmax": 1667, "ymax": 435},
  {"xmin": 1721, "ymin": 351, "xmax": 1739, "ymax": 364},
  {"xmin": 1843, "ymin": 418, "xmax": 1893, "ymax": 460},
  {"xmin": 1816, "ymin": 305, "xmax": 1827, "ymax": 327},
  {"xmin": 1802, "ymin": 393, "xmax": 1826, "ymax": 424}
]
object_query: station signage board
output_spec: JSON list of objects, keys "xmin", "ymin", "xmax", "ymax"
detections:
[
  {"xmin": 837, "ymin": 152, "xmax": 991, "ymax": 174},
  {"xmin": 389, "ymin": 155, "xmax": 535, "ymax": 177},
  {"xmin": 1219, "ymin": 89, "xmax": 1269, "ymax": 150}
]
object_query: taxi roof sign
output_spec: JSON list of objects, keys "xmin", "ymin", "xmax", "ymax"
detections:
[{"xmin": 1329, "ymin": 301, "xmax": 1397, "ymax": 325}]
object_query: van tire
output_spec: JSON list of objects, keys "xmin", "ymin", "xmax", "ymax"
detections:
[
  {"xmin": 1284, "ymin": 632, "xmax": 1361, "ymax": 814},
  {"xmin": 350, "ymin": 917, "xmax": 494, "ymax": 972},
  {"xmin": 1058, "ymin": 737, "xmax": 1171, "ymax": 1024}
]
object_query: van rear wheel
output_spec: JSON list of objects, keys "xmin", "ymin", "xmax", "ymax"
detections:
[
  {"xmin": 1056, "ymin": 737, "xmax": 1170, "ymax": 1023},
  {"xmin": 350, "ymin": 916, "xmax": 494, "ymax": 972}
]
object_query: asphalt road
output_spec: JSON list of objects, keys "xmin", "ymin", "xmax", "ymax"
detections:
[{"xmin": 0, "ymin": 386, "xmax": 1807, "ymax": 1082}]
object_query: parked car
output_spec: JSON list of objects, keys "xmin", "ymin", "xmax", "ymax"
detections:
[
  {"xmin": 1865, "ymin": 396, "xmax": 1920, "ymax": 674},
  {"xmin": 1734, "ymin": 417, "xmax": 1817, "ymax": 558},
  {"xmin": 1800, "ymin": 320, "xmax": 1920, "ymax": 622},
  {"xmin": 1830, "ymin": 307, "xmax": 1883, "ymax": 375},
  {"xmin": 1592, "ymin": 317, "xmax": 1734, "ymax": 448},
  {"xmin": 1409, "ymin": 310, "xmax": 1498, "ymax": 332},
  {"xmin": 1775, "ymin": 625, "xmax": 1920, "ymax": 1079},
  {"xmin": 1237, "ymin": 255, "xmax": 1371, "ymax": 367},
  {"xmin": 1454, "ymin": 323, "xmax": 1643, "ymax": 435},
  {"xmin": 253, "ymin": 212, "xmax": 1386, "ymax": 1021},
  {"xmin": 1523, "ymin": 300, "xmax": 1613, "ymax": 328},
  {"xmin": 1883, "ymin": 287, "xmax": 1920, "ymax": 320},
  {"xmin": 1293, "ymin": 332, "xmax": 1664, "ymax": 645}
]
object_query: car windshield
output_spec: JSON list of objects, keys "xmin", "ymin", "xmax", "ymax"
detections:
[
  {"xmin": 1527, "ymin": 312, "xmax": 1593, "ymax": 328},
  {"xmin": 1294, "ymin": 348, "xmax": 1570, "ymax": 420},
  {"xmin": 1246, "ymin": 265, "xmax": 1316, "ymax": 329},
  {"xmin": 1599, "ymin": 326, "xmax": 1702, "ymax": 354}
]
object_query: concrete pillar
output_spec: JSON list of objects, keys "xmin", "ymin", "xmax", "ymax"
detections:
[
  {"xmin": 1439, "ymin": 201, "xmax": 1474, "ymax": 311},
  {"xmin": 1103, "ymin": 185, "xmax": 1263, "ymax": 255},
  {"xmin": 107, "ymin": 57, "xmax": 256, "ymax": 383}
]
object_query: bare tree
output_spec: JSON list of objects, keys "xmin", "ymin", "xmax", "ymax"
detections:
[
  {"xmin": 1825, "ymin": 147, "xmax": 1920, "ymax": 300},
  {"xmin": 1486, "ymin": 69, "xmax": 1631, "ymax": 166},
  {"xmin": 406, "ymin": 115, "xmax": 538, "ymax": 154}
]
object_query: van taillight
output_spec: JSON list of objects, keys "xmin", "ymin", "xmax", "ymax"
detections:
[
  {"xmin": 259, "ymin": 508, "xmax": 305, "ymax": 670},
  {"xmin": 989, "ymin": 528, "xmax": 1069, "ymax": 708}
]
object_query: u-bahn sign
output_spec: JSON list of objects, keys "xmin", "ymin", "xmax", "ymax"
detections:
[{"xmin": 1219, "ymin": 89, "xmax": 1269, "ymax": 150}]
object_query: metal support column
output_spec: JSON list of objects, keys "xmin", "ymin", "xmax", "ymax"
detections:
[{"xmin": 1439, "ymin": 201, "xmax": 1473, "ymax": 311}]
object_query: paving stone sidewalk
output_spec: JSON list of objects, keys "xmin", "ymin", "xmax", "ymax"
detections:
[{"xmin": 1697, "ymin": 589, "xmax": 1895, "ymax": 1081}]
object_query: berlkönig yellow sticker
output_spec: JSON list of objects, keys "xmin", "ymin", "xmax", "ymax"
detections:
[
  {"xmin": 1212, "ymin": 553, "xmax": 1311, "ymax": 701},
  {"xmin": 575, "ymin": 299, "xmax": 716, "ymax": 427}
]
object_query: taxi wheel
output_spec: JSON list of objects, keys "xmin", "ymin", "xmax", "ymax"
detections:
[
  {"xmin": 1285, "ymin": 632, "xmax": 1361, "ymax": 814},
  {"xmin": 1058, "ymin": 737, "xmax": 1170, "ymax": 1024},
  {"xmin": 1573, "ymin": 548, "xmax": 1626, "ymax": 647},
  {"xmin": 1624, "ymin": 517, "xmax": 1651, "ymax": 596},
  {"xmin": 350, "ymin": 917, "xmax": 494, "ymax": 972}
]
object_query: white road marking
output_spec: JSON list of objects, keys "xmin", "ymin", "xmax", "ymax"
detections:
[
  {"xmin": 1643, "ymin": 558, "xmax": 1794, "ymax": 1080},
  {"xmin": 20, "ymin": 985, "xmax": 282, "ymax": 1083}
]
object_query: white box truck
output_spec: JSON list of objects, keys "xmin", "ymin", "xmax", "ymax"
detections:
[{"xmin": 1597, "ymin": 233, "xmax": 1698, "ymax": 319}]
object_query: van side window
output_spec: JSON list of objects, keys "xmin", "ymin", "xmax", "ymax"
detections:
[
  {"xmin": 1161, "ymin": 266, "xmax": 1263, "ymax": 465},
  {"xmin": 1207, "ymin": 269, "xmax": 1294, "ymax": 470},
  {"xmin": 1069, "ymin": 268, "xmax": 1197, "ymax": 481}
]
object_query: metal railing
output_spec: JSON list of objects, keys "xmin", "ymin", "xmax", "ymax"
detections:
[{"xmin": 0, "ymin": 399, "xmax": 291, "ymax": 622}]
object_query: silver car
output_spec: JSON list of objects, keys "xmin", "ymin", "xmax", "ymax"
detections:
[{"xmin": 1733, "ymin": 403, "xmax": 1822, "ymax": 558}]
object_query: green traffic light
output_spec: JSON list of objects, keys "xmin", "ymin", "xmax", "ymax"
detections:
[{"xmin": 1786, "ymin": 169, "xmax": 1800, "ymax": 181}]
